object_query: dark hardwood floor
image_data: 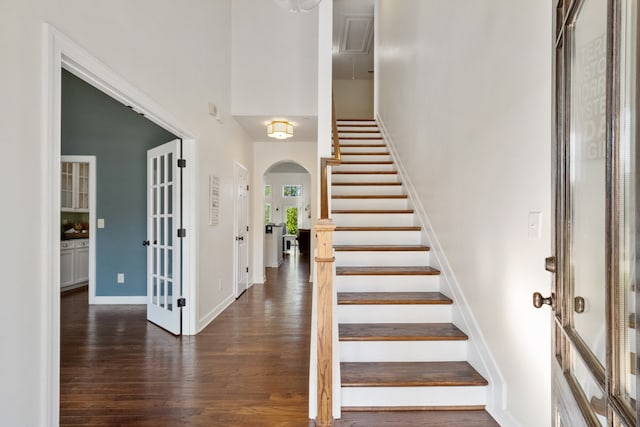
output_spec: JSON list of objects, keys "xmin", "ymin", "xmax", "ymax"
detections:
[
  {"xmin": 60, "ymin": 253, "xmax": 313, "ymax": 426},
  {"xmin": 60, "ymin": 253, "xmax": 499, "ymax": 426}
]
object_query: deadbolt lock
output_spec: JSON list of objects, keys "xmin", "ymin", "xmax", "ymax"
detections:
[
  {"xmin": 545, "ymin": 256, "xmax": 556, "ymax": 273},
  {"xmin": 574, "ymin": 296, "xmax": 585, "ymax": 314}
]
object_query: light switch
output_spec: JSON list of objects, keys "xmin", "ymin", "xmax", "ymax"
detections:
[
  {"xmin": 117, "ymin": 273, "xmax": 125, "ymax": 283},
  {"xmin": 528, "ymin": 212, "xmax": 542, "ymax": 240},
  {"xmin": 97, "ymin": 218, "xmax": 105, "ymax": 229}
]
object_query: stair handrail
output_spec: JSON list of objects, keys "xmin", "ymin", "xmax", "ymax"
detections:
[
  {"xmin": 315, "ymin": 94, "xmax": 340, "ymax": 426},
  {"xmin": 320, "ymin": 95, "xmax": 341, "ymax": 219}
]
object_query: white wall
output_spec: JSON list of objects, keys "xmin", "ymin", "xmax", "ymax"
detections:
[
  {"xmin": 252, "ymin": 141, "xmax": 318, "ymax": 284},
  {"xmin": 0, "ymin": 1, "xmax": 252, "ymax": 424},
  {"xmin": 376, "ymin": 1, "xmax": 552, "ymax": 425},
  {"xmin": 231, "ymin": 0, "xmax": 318, "ymax": 116},
  {"xmin": 333, "ymin": 79, "xmax": 374, "ymax": 119}
]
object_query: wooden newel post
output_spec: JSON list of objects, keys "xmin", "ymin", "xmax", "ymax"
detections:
[{"xmin": 315, "ymin": 219, "xmax": 336, "ymax": 427}]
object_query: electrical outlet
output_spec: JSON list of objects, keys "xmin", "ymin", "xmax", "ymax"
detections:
[
  {"xmin": 117, "ymin": 273, "xmax": 125, "ymax": 284},
  {"xmin": 528, "ymin": 212, "xmax": 542, "ymax": 240},
  {"xmin": 98, "ymin": 218, "xmax": 105, "ymax": 229}
]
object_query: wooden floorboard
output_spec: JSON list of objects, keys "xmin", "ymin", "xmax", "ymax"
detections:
[{"xmin": 60, "ymin": 254, "xmax": 315, "ymax": 426}]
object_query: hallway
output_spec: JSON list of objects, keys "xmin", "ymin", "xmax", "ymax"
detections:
[{"xmin": 60, "ymin": 254, "xmax": 312, "ymax": 426}]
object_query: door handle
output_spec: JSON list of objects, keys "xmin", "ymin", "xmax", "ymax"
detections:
[
  {"xmin": 533, "ymin": 292, "xmax": 555, "ymax": 310},
  {"xmin": 142, "ymin": 240, "xmax": 150, "ymax": 246}
]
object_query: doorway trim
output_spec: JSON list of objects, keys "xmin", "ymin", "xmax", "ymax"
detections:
[
  {"xmin": 43, "ymin": 24, "xmax": 198, "ymax": 425},
  {"xmin": 233, "ymin": 162, "xmax": 250, "ymax": 298}
]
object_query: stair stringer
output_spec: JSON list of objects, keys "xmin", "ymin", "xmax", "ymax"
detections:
[{"xmin": 376, "ymin": 114, "xmax": 520, "ymax": 427}]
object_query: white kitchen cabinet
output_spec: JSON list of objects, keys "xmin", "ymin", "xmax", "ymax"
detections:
[
  {"xmin": 60, "ymin": 239, "xmax": 89, "ymax": 289},
  {"xmin": 74, "ymin": 239, "xmax": 89, "ymax": 283},
  {"xmin": 60, "ymin": 241, "xmax": 75, "ymax": 288},
  {"xmin": 61, "ymin": 161, "xmax": 89, "ymax": 212}
]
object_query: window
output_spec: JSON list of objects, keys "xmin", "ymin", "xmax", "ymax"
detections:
[
  {"xmin": 264, "ymin": 203, "xmax": 271, "ymax": 224},
  {"xmin": 264, "ymin": 185, "xmax": 272, "ymax": 197},
  {"xmin": 285, "ymin": 207, "xmax": 298, "ymax": 235},
  {"xmin": 282, "ymin": 185, "xmax": 302, "ymax": 198}
]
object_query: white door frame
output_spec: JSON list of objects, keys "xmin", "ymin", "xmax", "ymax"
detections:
[
  {"xmin": 60, "ymin": 155, "xmax": 96, "ymax": 303},
  {"xmin": 43, "ymin": 25, "xmax": 198, "ymax": 425}
]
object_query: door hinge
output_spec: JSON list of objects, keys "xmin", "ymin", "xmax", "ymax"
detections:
[
  {"xmin": 246, "ymin": 267, "xmax": 249, "ymax": 273},
  {"xmin": 177, "ymin": 298, "xmax": 186, "ymax": 308},
  {"xmin": 246, "ymin": 185, "xmax": 249, "ymax": 191},
  {"xmin": 177, "ymin": 158, "xmax": 186, "ymax": 168},
  {"xmin": 246, "ymin": 226, "xmax": 249, "ymax": 232},
  {"xmin": 177, "ymin": 228, "xmax": 186, "ymax": 238}
]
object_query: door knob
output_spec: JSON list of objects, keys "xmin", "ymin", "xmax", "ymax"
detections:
[
  {"xmin": 533, "ymin": 292, "xmax": 555, "ymax": 309},
  {"xmin": 142, "ymin": 240, "xmax": 150, "ymax": 246}
]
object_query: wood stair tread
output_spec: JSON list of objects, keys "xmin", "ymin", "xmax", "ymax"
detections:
[
  {"xmin": 334, "ymin": 410, "xmax": 500, "ymax": 426},
  {"xmin": 334, "ymin": 245, "xmax": 429, "ymax": 251},
  {"xmin": 339, "ymin": 160, "xmax": 393, "ymax": 164},
  {"xmin": 333, "ymin": 171, "xmax": 398, "ymax": 175},
  {"xmin": 336, "ymin": 266, "xmax": 440, "ymax": 275},
  {"xmin": 339, "ymin": 130, "xmax": 381, "ymax": 133},
  {"xmin": 339, "ymin": 323, "xmax": 466, "ymax": 341},
  {"xmin": 332, "ymin": 209, "xmax": 414, "ymax": 214},
  {"xmin": 332, "ymin": 195, "xmax": 408, "ymax": 199},
  {"xmin": 340, "ymin": 144, "xmax": 387, "ymax": 148},
  {"xmin": 339, "ymin": 152, "xmax": 389, "ymax": 155},
  {"xmin": 335, "ymin": 226, "xmax": 421, "ymax": 231},
  {"xmin": 340, "ymin": 136, "xmax": 384, "ymax": 140},
  {"xmin": 333, "ymin": 182, "xmax": 402, "ymax": 186},
  {"xmin": 341, "ymin": 362, "xmax": 488, "ymax": 387},
  {"xmin": 337, "ymin": 292, "xmax": 449, "ymax": 305}
]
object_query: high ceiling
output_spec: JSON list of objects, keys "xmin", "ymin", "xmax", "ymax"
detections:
[{"xmin": 333, "ymin": 0, "xmax": 375, "ymax": 80}]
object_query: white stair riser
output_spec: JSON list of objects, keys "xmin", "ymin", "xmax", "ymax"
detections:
[
  {"xmin": 338, "ymin": 304, "xmax": 451, "ymax": 323},
  {"xmin": 335, "ymin": 275, "xmax": 440, "ymax": 292},
  {"xmin": 332, "ymin": 173, "xmax": 400, "ymax": 183},
  {"xmin": 339, "ymin": 132, "xmax": 381, "ymax": 138},
  {"xmin": 332, "ymin": 185, "xmax": 404, "ymax": 196},
  {"xmin": 333, "ymin": 163, "xmax": 396, "ymax": 172},
  {"xmin": 332, "ymin": 213, "xmax": 416, "ymax": 227},
  {"xmin": 335, "ymin": 250, "xmax": 429, "ymax": 266},
  {"xmin": 341, "ymin": 386, "xmax": 488, "ymax": 407},
  {"xmin": 334, "ymin": 230, "xmax": 421, "ymax": 245},
  {"xmin": 339, "ymin": 154, "xmax": 391, "ymax": 162},
  {"xmin": 337, "ymin": 126, "xmax": 379, "ymax": 132},
  {"xmin": 340, "ymin": 146, "xmax": 388, "ymax": 154},
  {"xmin": 337, "ymin": 121, "xmax": 376, "ymax": 126},
  {"xmin": 332, "ymin": 198, "xmax": 409, "ymax": 211},
  {"xmin": 340, "ymin": 341, "xmax": 467, "ymax": 362}
]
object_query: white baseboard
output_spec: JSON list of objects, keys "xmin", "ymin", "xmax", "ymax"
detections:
[
  {"xmin": 91, "ymin": 296, "xmax": 146, "ymax": 305},
  {"xmin": 197, "ymin": 293, "xmax": 235, "ymax": 333}
]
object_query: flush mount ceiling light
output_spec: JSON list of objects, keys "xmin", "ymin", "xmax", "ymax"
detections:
[
  {"xmin": 274, "ymin": 0, "xmax": 323, "ymax": 13},
  {"xmin": 267, "ymin": 121, "xmax": 294, "ymax": 139}
]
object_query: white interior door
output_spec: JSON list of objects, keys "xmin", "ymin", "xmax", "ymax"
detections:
[
  {"xmin": 234, "ymin": 163, "xmax": 249, "ymax": 298},
  {"xmin": 146, "ymin": 139, "xmax": 182, "ymax": 335}
]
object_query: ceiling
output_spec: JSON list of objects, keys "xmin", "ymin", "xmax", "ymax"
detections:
[
  {"xmin": 232, "ymin": 0, "xmax": 374, "ymax": 142},
  {"xmin": 333, "ymin": 0, "xmax": 375, "ymax": 80},
  {"xmin": 233, "ymin": 115, "xmax": 318, "ymax": 142}
]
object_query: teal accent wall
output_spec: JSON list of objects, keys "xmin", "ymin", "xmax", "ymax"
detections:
[{"xmin": 62, "ymin": 70, "xmax": 177, "ymax": 297}]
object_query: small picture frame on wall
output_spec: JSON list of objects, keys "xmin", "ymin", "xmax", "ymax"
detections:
[{"xmin": 209, "ymin": 174, "xmax": 219, "ymax": 226}]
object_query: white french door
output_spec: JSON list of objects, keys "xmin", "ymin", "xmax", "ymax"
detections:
[
  {"xmin": 146, "ymin": 140, "xmax": 182, "ymax": 335},
  {"xmin": 234, "ymin": 163, "xmax": 249, "ymax": 298}
]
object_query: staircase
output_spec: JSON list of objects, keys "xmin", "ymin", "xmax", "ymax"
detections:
[{"xmin": 330, "ymin": 119, "xmax": 499, "ymax": 425}]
